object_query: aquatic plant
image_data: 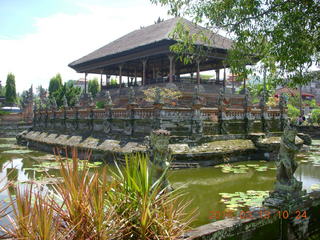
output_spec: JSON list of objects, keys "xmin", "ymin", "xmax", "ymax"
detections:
[
  {"xmin": 0, "ymin": 150, "xmax": 193, "ymax": 240},
  {"xmin": 110, "ymin": 153, "xmax": 194, "ymax": 240},
  {"xmin": 219, "ymin": 190, "xmax": 270, "ymax": 212}
]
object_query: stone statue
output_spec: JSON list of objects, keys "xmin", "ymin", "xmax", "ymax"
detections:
[
  {"xmin": 128, "ymin": 86, "xmax": 136, "ymax": 104},
  {"xmin": 39, "ymin": 101, "xmax": 43, "ymax": 111},
  {"xmin": 74, "ymin": 95, "xmax": 80, "ymax": 108},
  {"xmin": 192, "ymin": 85, "xmax": 201, "ymax": 105},
  {"xmin": 88, "ymin": 92, "xmax": 95, "ymax": 107},
  {"xmin": 217, "ymin": 88, "xmax": 228, "ymax": 134},
  {"xmin": 259, "ymin": 92, "xmax": 266, "ymax": 109},
  {"xmin": 51, "ymin": 97, "xmax": 57, "ymax": 109},
  {"xmin": 149, "ymin": 129, "xmax": 171, "ymax": 188},
  {"xmin": 63, "ymin": 95, "xmax": 68, "ymax": 108},
  {"xmin": 33, "ymin": 103, "xmax": 37, "ymax": 112},
  {"xmin": 105, "ymin": 91, "xmax": 113, "ymax": 106},
  {"xmin": 243, "ymin": 89, "xmax": 251, "ymax": 109},
  {"xmin": 217, "ymin": 88, "xmax": 225, "ymax": 107},
  {"xmin": 154, "ymin": 87, "xmax": 163, "ymax": 105},
  {"xmin": 28, "ymin": 85, "xmax": 33, "ymax": 102},
  {"xmin": 276, "ymin": 122, "xmax": 300, "ymax": 186},
  {"xmin": 264, "ymin": 121, "xmax": 306, "ymax": 209}
]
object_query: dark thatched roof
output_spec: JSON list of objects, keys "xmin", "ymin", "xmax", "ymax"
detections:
[{"xmin": 69, "ymin": 17, "xmax": 233, "ymax": 69}]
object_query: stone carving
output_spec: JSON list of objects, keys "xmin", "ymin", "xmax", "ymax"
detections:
[
  {"xmin": 259, "ymin": 92, "xmax": 269, "ymax": 132},
  {"xmin": 63, "ymin": 95, "xmax": 68, "ymax": 109},
  {"xmin": 192, "ymin": 85, "xmax": 201, "ymax": 105},
  {"xmin": 51, "ymin": 97, "xmax": 57, "ymax": 109},
  {"xmin": 128, "ymin": 86, "xmax": 136, "ymax": 104},
  {"xmin": 243, "ymin": 89, "xmax": 252, "ymax": 109},
  {"xmin": 264, "ymin": 121, "xmax": 306, "ymax": 209},
  {"xmin": 103, "ymin": 120, "xmax": 111, "ymax": 134},
  {"xmin": 277, "ymin": 124, "xmax": 299, "ymax": 184},
  {"xmin": 217, "ymin": 88, "xmax": 226, "ymax": 107},
  {"xmin": 74, "ymin": 95, "xmax": 80, "ymax": 108},
  {"xmin": 149, "ymin": 129, "xmax": 171, "ymax": 188},
  {"xmin": 154, "ymin": 87, "xmax": 163, "ymax": 105},
  {"xmin": 217, "ymin": 88, "xmax": 228, "ymax": 134},
  {"xmin": 243, "ymin": 89, "xmax": 252, "ymax": 135},
  {"xmin": 88, "ymin": 93, "xmax": 95, "ymax": 108},
  {"xmin": 105, "ymin": 91, "xmax": 113, "ymax": 106}
]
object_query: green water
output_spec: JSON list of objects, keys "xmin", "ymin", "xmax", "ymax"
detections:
[{"xmin": 0, "ymin": 137, "xmax": 320, "ymax": 228}]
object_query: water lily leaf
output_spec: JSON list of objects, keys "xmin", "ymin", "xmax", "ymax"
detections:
[{"xmin": 311, "ymin": 184, "xmax": 320, "ymax": 191}]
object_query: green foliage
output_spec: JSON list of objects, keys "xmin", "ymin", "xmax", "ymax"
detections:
[
  {"xmin": 110, "ymin": 153, "xmax": 193, "ymax": 239},
  {"xmin": 5, "ymin": 73, "xmax": 16, "ymax": 104},
  {"xmin": 88, "ymin": 78, "xmax": 100, "ymax": 97},
  {"xmin": 0, "ymin": 150, "xmax": 193, "ymax": 240},
  {"xmin": 110, "ymin": 78, "xmax": 117, "ymax": 85},
  {"xmin": 287, "ymin": 104, "xmax": 300, "ymax": 123},
  {"xmin": 311, "ymin": 109, "xmax": 320, "ymax": 125},
  {"xmin": 142, "ymin": 87, "xmax": 182, "ymax": 104},
  {"xmin": 96, "ymin": 101, "xmax": 105, "ymax": 109},
  {"xmin": 36, "ymin": 85, "xmax": 46, "ymax": 98},
  {"xmin": 151, "ymin": 0, "xmax": 320, "ymax": 85},
  {"xmin": 52, "ymin": 82, "xmax": 81, "ymax": 108},
  {"xmin": 48, "ymin": 73, "xmax": 62, "ymax": 96}
]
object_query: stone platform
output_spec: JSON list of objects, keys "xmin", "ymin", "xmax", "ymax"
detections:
[{"xmin": 17, "ymin": 130, "xmax": 306, "ymax": 168}]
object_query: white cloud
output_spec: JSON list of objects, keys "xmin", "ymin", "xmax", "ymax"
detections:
[{"xmin": 0, "ymin": 1, "xmax": 169, "ymax": 93}]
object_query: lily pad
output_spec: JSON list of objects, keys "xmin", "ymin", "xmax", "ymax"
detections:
[{"xmin": 310, "ymin": 184, "xmax": 320, "ymax": 191}]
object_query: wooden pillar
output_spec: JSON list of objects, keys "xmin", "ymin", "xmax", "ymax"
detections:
[
  {"xmin": 196, "ymin": 59, "xmax": 200, "ymax": 85},
  {"xmin": 134, "ymin": 69, "xmax": 137, "ymax": 85},
  {"xmin": 168, "ymin": 55, "xmax": 174, "ymax": 83},
  {"xmin": 119, "ymin": 65, "xmax": 123, "ymax": 88},
  {"xmin": 223, "ymin": 65, "xmax": 226, "ymax": 92},
  {"xmin": 106, "ymin": 75, "xmax": 110, "ymax": 85},
  {"xmin": 84, "ymin": 73, "xmax": 88, "ymax": 94},
  {"xmin": 100, "ymin": 71, "xmax": 103, "ymax": 90},
  {"xmin": 142, "ymin": 59, "xmax": 147, "ymax": 86},
  {"xmin": 153, "ymin": 65, "xmax": 156, "ymax": 80},
  {"xmin": 231, "ymin": 72, "xmax": 235, "ymax": 94},
  {"xmin": 215, "ymin": 69, "xmax": 220, "ymax": 83}
]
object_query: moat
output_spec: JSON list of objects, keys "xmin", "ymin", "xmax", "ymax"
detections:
[{"xmin": 1, "ymin": 137, "xmax": 319, "ymax": 228}]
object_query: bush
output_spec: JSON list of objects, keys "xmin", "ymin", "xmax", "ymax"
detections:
[
  {"xmin": 311, "ymin": 108, "xmax": 320, "ymax": 125},
  {"xmin": 287, "ymin": 104, "xmax": 300, "ymax": 123},
  {"xmin": 96, "ymin": 101, "xmax": 105, "ymax": 109}
]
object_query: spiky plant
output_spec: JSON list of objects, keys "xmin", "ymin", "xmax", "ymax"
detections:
[
  {"xmin": 110, "ymin": 153, "xmax": 194, "ymax": 240},
  {"xmin": 51, "ymin": 148, "xmax": 124, "ymax": 240},
  {"xmin": 0, "ymin": 185, "xmax": 65, "ymax": 239}
]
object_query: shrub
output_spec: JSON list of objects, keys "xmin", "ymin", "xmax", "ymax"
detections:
[
  {"xmin": 311, "ymin": 108, "xmax": 320, "ymax": 125},
  {"xmin": 96, "ymin": 101, "xmax": 105, "ymax": 109},
  {"xmin": 287, "ymin": 104, "xmax": 300, "ymax": 123}
]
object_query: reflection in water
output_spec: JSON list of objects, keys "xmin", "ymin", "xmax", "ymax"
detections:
[{"xmin": 0, "ymin": 137, "xmax": 319, "ymax": 227}]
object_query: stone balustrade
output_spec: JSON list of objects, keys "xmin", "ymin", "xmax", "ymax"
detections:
[{"xmin": 32, "ymin": 104, "xmax": 287, "ymax": 139}]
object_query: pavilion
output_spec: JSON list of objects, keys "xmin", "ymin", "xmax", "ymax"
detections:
[{"xmin": 68, "ymin": 17, "xmax": 233, "ymax": 93}]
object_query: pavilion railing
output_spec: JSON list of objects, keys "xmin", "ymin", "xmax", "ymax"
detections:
[{"xmin": 33, "ymin": 103, "xmax": 287, "ymax": 137}]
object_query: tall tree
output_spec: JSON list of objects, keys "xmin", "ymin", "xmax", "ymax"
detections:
[
  {"xmin": 52, "ymin": 82, "xmax": 81, "ymax": 108},
  {"xmin": 49, "ymin": 73, "xmax": 62, "ymax": 96},
  {"xmin": 88, "ymin": 78, "xmax": 100, "ymax": 97},
  {"xmin": 5, "ymin": 73, "xmax": 17, "ymax": 105},
  {"xmin": 151, "ymin": 0, "xmax": 320, "ymax": 86}
]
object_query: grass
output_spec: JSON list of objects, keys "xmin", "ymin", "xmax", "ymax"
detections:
[{"xmin": 0, "ymin": 149, "xmax": 193, "ymax": 240}]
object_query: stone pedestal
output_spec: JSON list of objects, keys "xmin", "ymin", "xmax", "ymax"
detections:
[
  {"xmin": 263, "ymin": 123, "xmax": 308, "ymax": 212},
  {"xmin": 149, "ymin": 129, "xmax": 171, "ymax": 188}
]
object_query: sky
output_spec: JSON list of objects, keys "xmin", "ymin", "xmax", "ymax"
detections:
[{"xmin": 0, "ymin": 0, "xmax": 171, "ymax": 93}]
